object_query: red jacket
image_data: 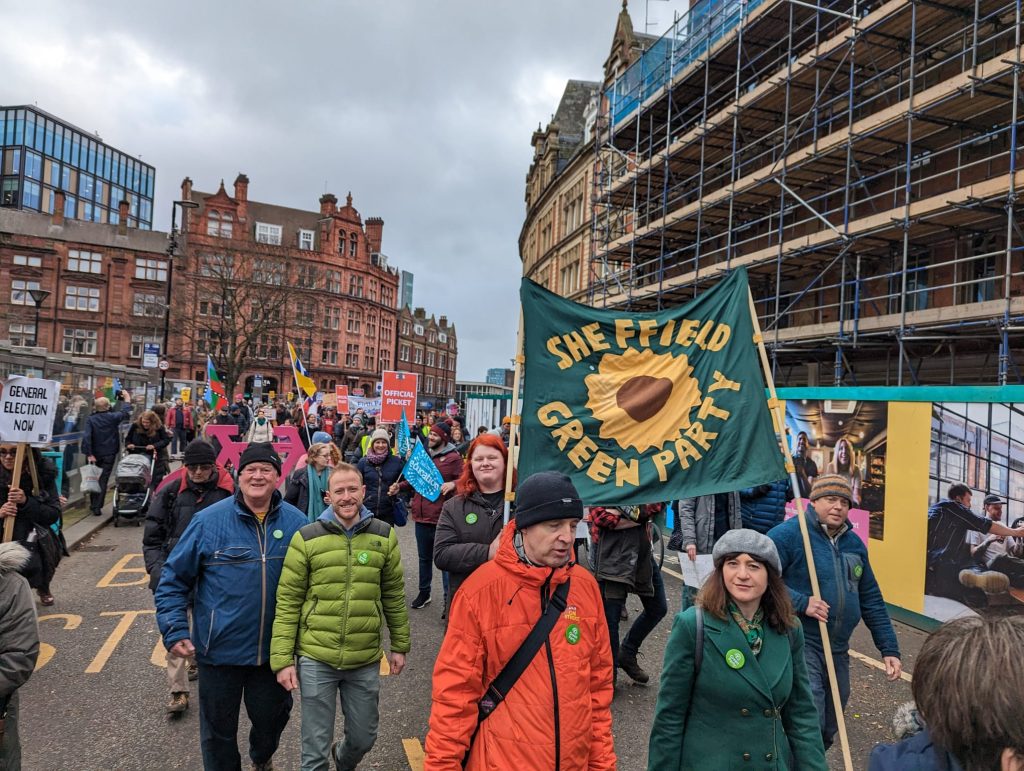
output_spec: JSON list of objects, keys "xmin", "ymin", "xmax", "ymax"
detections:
[
  {"xmin": 404, "ymin": 444, "xmax": 463, "ymax": 525},
  {"xmin": 169, "ymin": 406, "xmax": 194, "ymax": 432},
  {"xmin": 425, "ymin": 522, "xmax": 616, "ymax": 771}
]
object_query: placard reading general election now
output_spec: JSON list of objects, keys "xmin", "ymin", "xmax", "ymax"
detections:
[{"xmin": 0, "ymin": 376, "xmax": 62, "ymax": 445}]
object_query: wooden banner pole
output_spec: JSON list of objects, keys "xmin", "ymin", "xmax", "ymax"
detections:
[
  {"xmin": 2, "ymin": 444, "xmax": 27, "ymax": 543},
  {"xmin": 503, "ymin": 308, "xmax": 525, "ymax": 526},
  {"xmin": 747, "ymin": 289, "xmax": 854, "ymax": 771}
]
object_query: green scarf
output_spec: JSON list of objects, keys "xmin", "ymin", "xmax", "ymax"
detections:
[
  {"xmin": 728, "ymin": 600, "xmax": 765, "ymax": 656},
  {"xmin": 306, "ymin": 464, "xmax": 330, "ymax": 522}
]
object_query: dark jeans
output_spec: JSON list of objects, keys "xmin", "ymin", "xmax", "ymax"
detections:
[
  {"xmin": 602, "ymin": 556, "xmax": 668, "ymax": 666},
  {"xmin": 171, "ymin": 427, "xmax": 188, "ymax": 455},
  {"xmin": 415, "ymin": 521, "xmax": 449, "ymax": 597},
  {"xmin": 197, "ymin": 662, "xmax": 292, "ymax": 770},
  {"xmin": 89, "ymin": 454, "xmax": 116, "ymax": 514},
  {"xmin": 803, "ymin": 643, "xmax": 851, "ymax": 750},
  {"xmin": 991, "ymin": 554, "xmax": 1024, "ymax": 587}
]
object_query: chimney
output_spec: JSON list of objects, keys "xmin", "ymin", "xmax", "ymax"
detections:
[
  {"xmin": 365, "ymin": 217, "xmax": 383, "ymax": 255},
  {"xmin": 233, "ymin": 173, "xmax": 249, "ymax": 221},
  {"xmin": 53, "ymin": 189, "xmax": 65, "ymax": 226},
  {"xmin": 118, "ymin": 198, "xmax": 130, "ymax": 235},
  {"xmin": 319, "ymin": 193, "xmax": 337, "ymax": 217},
  {"xmin": 181, "ymin": 176, "xmax": 193, "ymax": 204},
  {"xmin": 439, "ymin": 316, "xmax": 448, "ymax": 328}
]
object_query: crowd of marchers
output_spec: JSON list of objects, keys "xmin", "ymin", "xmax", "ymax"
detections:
[{"xmin": 1, "ymin": 399, "xmax": 1023, "ymax": 770}]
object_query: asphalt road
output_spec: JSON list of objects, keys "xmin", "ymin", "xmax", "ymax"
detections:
[{"xmin": 19, "ymin": 523, "xmax": 920, "ymax": 770}]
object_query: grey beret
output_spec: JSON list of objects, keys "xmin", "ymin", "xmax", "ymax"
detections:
[{"xmin": 712, "ymin": 529, "xmax": 782, "ymax": 575}]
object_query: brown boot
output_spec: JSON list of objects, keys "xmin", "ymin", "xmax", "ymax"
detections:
[{"xmin": 166, "ymin": 692, "xmax": 188, "ymax": 714}]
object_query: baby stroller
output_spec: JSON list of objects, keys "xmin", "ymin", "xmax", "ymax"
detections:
[{"xmin": 112, "ymin": 450, "xmax": 155, "ymax": 527}]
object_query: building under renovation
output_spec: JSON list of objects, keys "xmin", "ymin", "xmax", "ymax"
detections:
[{"xmin": 521, "ymin": 0, "xmax": 1023, "ymax": 386}]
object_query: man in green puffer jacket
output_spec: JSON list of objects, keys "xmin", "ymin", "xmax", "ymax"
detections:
[{"xmin": 271, "ymin": 462, "xmax": 410, "ymax": 771}]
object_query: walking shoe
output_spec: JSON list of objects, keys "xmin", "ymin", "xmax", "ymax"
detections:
[
  {"xmin": 332, "ymin": 740, "xmax": 354, "ymax": 771},
  {"xmin": 251, "ymin": 761, "xmax": 273, "ymax": 771},
  {"xmin": 411, "ymin": 592, "xmax": 431, "ymax": 609},
  {"xmin": 187, "ymin": 661, "xmax": 199, "ymax": 681},
  {"xmin": 960, "ymin": 569, "xmax": 1010, "ymax": 594},
  {"xmin": 166, "ymin": 692, "xmax": 189, "ymax": 714},
  {"xmin": 618, "ymin": 651, "xmax": 650, "ymax": 684}
]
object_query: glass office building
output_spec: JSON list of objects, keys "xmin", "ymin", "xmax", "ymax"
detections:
[{"xmin": 0, "ymin": 106, "xmax": 155, "ymax": 229}]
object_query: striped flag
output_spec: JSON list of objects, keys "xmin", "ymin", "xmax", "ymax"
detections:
[
  {"xmin": 287, "ymin": 342, "xmax": 317, "ymax": 398},
  {"xmin": 205, "ymin": 355, "xmax": 227, "ymax": 410}
]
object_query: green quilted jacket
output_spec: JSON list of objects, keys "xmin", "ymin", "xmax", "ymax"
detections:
[{"xmin": 270, "ymin": 508, "xmax": 410, "ymax": 672}]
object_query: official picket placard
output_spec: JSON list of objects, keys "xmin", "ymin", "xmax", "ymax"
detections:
[
  {"xmin": 335, "ymin": 385, "xmax": 349, "ymax": 414},
  {"xmin": 518, "ymin": 268, "xmax": 786, "ymax": 505},
  {"xmin": 0, "ymin": 376, "xmax": 62, "ymax": 445},
  {"xmin": 380, "ymin": 371, "xmax": 418, "ymax": 423}
]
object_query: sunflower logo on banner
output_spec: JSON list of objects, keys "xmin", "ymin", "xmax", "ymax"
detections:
[{"xmin": 518, "ymin": 267, "xmax": 786, "ymax": 505}]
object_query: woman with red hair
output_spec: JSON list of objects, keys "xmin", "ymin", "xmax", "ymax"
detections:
[{"xmin": 433, "ymin": 434, "xmax": 516, "ymax": 617}]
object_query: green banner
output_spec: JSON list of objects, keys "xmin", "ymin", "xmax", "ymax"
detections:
[{"xmin": 519, "ymin": 268, "xmax": 786, "ymax": 505}]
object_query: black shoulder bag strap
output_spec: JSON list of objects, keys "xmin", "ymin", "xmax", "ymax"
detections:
[{"xmin": 462, "ymin": 578, "xmax": 571, "ymax": 767}]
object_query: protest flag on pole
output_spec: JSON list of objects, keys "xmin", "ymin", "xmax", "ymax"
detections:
[
  {"xmin": 397, "ymin": 411, "xmax": 412, "ymax": 458},
  {"xmin": 287, "ymin": 342, "xmax": 318, "ymax": 398},
  {"xmin": 204, "ymin": 355, "xmax": 227, "ymax": 410},
  {"xmin": 403, "ymin": 441, "xmax": 443, "ymax": 502}
]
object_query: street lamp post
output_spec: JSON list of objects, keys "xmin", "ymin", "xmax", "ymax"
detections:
[
  {"xmin": 27, "ymin": 289, "xmax": 51, "ymax": 347},
  {"xmin": 159, "ymin": 200, "xmax": 200, "ymax": 401}
]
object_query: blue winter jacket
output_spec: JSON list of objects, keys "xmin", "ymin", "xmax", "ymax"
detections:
[
  {"xmin": 81, "ymin": 401, "xmax": 132, "ymax": 458},
  {"xmin": 739, "ymin": 479, "xmax": 790, "ymax": 534},
  {"xmin": 868, "ymin": 729, "xmax": 964, "ymax": 771},
  {"xmin": 356, "ymin": 454, "xmax": 404, "ymax": 524},
  {"xmin": 155, "ymin": 489, "xmax": 306, "ymax": 666},
  {"xmin": 767, "ymin": 505, "xmax": 900, "ymax": 658}
]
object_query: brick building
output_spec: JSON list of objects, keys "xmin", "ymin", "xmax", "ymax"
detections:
[
  {"xmin": 396, "ymin": 306, "xmax": 458, "ymax": 410},
  {"xmin": 175, "ymin": 175, "xmax": 400, "ymax": 398},
  {"xmin": 1, "ymin": 195, "xmax": 170, "ymax": 371}
]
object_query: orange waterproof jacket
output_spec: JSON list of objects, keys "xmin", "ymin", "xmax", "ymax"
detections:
[{"xmin": 425, "ymin": 521, "xmax": 616, "ymax": 771}]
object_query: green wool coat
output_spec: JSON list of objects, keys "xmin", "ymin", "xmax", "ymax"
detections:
[
  {"xmin": 648, "ymin": 606, "xmax": 826, "ymax": 770},
  {"xmin": 270, "ymin": 512, "xmax": 410, "ymax": 672}
]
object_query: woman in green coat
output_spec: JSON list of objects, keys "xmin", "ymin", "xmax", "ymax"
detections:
[{"xmin": 648, "ymin": 529, "xmax": 826, "ymax": 770}]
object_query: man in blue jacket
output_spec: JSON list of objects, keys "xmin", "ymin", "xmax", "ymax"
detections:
[
  {"xmin": 81, "ymin": 392, "xmax": 132, "ymax": 517},
  {"xmin": 768, "ymin": 473, "xmax": 902, "ymax": 750},
  {"xmin": 155, "ymin": 443, "xmax": 306, "ymax": 771}
]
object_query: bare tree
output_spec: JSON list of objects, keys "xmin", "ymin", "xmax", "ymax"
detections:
[{"xmin": 176, "ymin": 252, "xmax": 303, "ymax": 398}]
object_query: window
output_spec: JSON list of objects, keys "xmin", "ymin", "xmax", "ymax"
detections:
[
  {"xmin": 253, "ymin": 259, "xmax": 285, "ymax": 285},
  {"xmin": 65, "ymin": 285, "xmax": 101, "ymax": 312},
  {"xmin": 206, "ymin": 210, "xmax": 233, "ymax": 238},
  {"xmin": 347, "ymin": 309, "xmax": 361, "ymax": 333},
  {"xmin": 363, "ymin": 345, "xmax": 374, "ymax": 369},
  {"xmin": 255, "ymin": 222, "xmax": 282, "ymax": 245},
  {"xmin": 321, "ymin": 339, "xmax": 338, "ymax": 365},
  {"xmin": 9, "ymin": 322, "xmax": 35, "ymax": 346},
  {"xmin": 257, "ymin": 337, "xmax": 281, "ymax": 360},
  {"xmin": 337, "ymin": 231, "xmax": 347, "ymax": 254},
  {"xmin": 130, "ymin": 334, "xmax": 160, "ymax": 358},
  {"xmin": 380, "ymin": 349, "xmax": 391, "ymax": 368},
  {"xmin": 428, "ymin": 330, "xmax": 437, "ymax": 344},
  {"xmin": 12, "ymin": 254, "xmax": 42, "ymax": 268},
  {"xmin": 414, "ymin": 347, "xmax": 423, "ymax": 365},
  {"xmin": 399, "ymin": 344, "xmax": 410, "ymax": 362},
  {"xmin": 349, "ymin": 233, "xmax": 357, "ymax": 257},
  {"xmin": 349, "ymin": 275, "xmax": 364, "ymax": 297},
  {"xmin": 299, "ymin": 229, "xmax": 315, "ymax": 250},
  {"xmin": 135, "ymin": 257, "xmax": 168, "ymax": 281},
  {"xmin": 325, "ymin": 270, "xmax": 342, "ymax": 293},
  {"xmin": 381, "ymin": 285, "xmax": 394, "ymax": 307},
  {"xmin": 197, "ymin": 329, "xmax": 226, "ymax": 356},
  {"xmin": 323, "ymin": 306, "xmax": 341, "ymax": 331},
  {"xmin": 199, "ymin": 295, "xmax": 230, "ymax": 317},
  {"xmin": 366, "ymin": 313, "xmax": 377, "ymax": 339},
  {"xmin": 11, "ymin": 279, "xmax": 40, "ymax": 305},
  {"xmin": 132, "ymin": 292, "xmax": 163, "ymax": 316},
  {"xmin": 426, "ymin": 350, "xmax": 436, "ymax": 367},
  {"xmin": 401, "ymin": 320, "xmax": 411, "ymax": 336},
  {"xmin": 68, "ymin": 249, "xmax": 102, "ymax": 274},
  {"xmin": 62, "ymin": 327, "xmax": 97, "ymax": 355},
  {"xmin": 426, "ymin": 376, "xmax": 434, "ymax": 392},
  {"xmin": 199, "ymin": 253, "xmax": 233, "ymax": 277},
  {"xmin": 296, "ymin": 300, "xmax": 315, "ymax": 327},
  {"xmin": 381, "ymin": 322, "xmax": 393, "ymax": 343},
  {"xmin": 297, "ymin": 263, "xmax": 318, "ymax": 288},
  {"xmin": 345, "ymin": 343, "xmax": 359, "ymax": 368},
  {"xmin": 368, "ymin": 280, "xmax": 378, "ymax": 303},
  {"xmin": 249, "ymin": 299, "xmax": 276, "ymax": 323},
  {"xmin": 439, "ymin": 353, "xmax": 447, "ymax": 370},
  {"xmin": 560, "ymin": 260, "xmax": 580, "ymax": 295}
]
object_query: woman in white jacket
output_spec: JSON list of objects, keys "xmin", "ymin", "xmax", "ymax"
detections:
[{"xmin": 245, "ymin": 407, "xmax": 276, "ymax": 443}]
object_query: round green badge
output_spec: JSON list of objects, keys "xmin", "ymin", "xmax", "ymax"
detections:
[
  {"xmin": 565, "ymin": 624, "xmax": 581, "ymax": 645},
  {"xmin": 465, "ymin": 512, "xmax": 478, "ymax": 525},
  {"xmin": 725, "ymin": 648, "xmax": 746, "ymax": 669},
  {"xmin": 357, "ymin": 552, "xmax": 370, "ymax": 565},
  {"xmin": 853, "ymin": 564, "xmax": 863, "ymax": 578},
  {"xmin": 272, "ymin": 529, "xmax": 284, "ymax": 540}
]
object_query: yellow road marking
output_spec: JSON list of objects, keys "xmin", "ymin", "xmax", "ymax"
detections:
[
  {"xmin": 85, "ymin": 610, "xmax": 154, "ymax": 673},
  {"xmin": 849, "ymin": 649, "xmax": 913, "ymax": 682},
  {"xmin": 35, "ymin": 613, "xmax": 84, "ymax": 671},
  {"xmin": 96, "ymin": 553, "xmax": 149, "ymax": 588},
  {"xmin": 403, "ymin": 737, "xmax": 425, "ymax": 770}
]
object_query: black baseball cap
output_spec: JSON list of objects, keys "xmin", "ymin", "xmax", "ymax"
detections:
[{"xmin": 984, "ymin": 495, "xmax": 1006, "ymax": 506}]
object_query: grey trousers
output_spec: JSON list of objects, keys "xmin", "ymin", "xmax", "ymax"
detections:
[
  {"xmin": 0, "ymin": 691, "xmax": 21, "ymax": 771},
  {"xmin": 297, "ymin": 656, "xmax": 380, "ymax": 771}
]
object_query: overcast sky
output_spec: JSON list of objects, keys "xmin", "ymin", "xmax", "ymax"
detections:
[{"xmin": 3, "ymin": 0, "xmax": 691, "ymax": 381}]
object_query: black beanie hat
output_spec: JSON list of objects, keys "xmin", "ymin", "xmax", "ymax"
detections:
[
  {"xmin": 182, "ymin": 439, "xmax": 217, "ymax": 467},
  {"xmin": 514, "ymin": 471, "xmax": 583, "ymax": 529},
  {"xmin": 237, "ymin": 442, "xmax": 282, "ymax": 474}
]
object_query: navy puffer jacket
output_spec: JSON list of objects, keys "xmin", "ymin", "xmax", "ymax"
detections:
[{"xmin": 739, "ymin": 479, "xmax": 791, "ymax": 534}]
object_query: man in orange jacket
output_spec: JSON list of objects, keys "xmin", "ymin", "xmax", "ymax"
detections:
[{"xmin": 425, "ymin": 471, "xmax": 616, "ymax": 771}]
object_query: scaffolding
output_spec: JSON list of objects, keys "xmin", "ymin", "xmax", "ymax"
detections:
[{"xmin": 589, "ymin": 0, "xmax": 1024, "ymax": 386}]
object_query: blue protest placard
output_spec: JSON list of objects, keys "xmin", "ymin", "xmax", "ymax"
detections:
[
  {"xmin": 397, "ymin": 412, "xmax": 412, "ymax": 458},
  {"xmin": 405, "ymin": 441, "xmax": 443, "ymax": 502}
]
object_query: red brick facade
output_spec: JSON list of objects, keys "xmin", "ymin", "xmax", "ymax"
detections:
[{"xmin": 396, "ymin": 306, "xmax": 458, "ymax": 409}]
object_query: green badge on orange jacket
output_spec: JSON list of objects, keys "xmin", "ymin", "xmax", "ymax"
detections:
[{"xmin": 565, "ymin": 624, "xmax": 580, "ymax": 645}]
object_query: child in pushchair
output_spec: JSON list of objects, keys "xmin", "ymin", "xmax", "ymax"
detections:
[{"xmin": 112, "ymin": 450, "xmax": 155, "ymax": 526}]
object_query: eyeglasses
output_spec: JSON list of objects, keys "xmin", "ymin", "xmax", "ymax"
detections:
[
  {"xmin": 186, "ymin": 463, "xmax": 214, "ymax": 472},
  {"xmin": 0, "ymin": 449, "xmax": 18, "ymax": 457}
]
